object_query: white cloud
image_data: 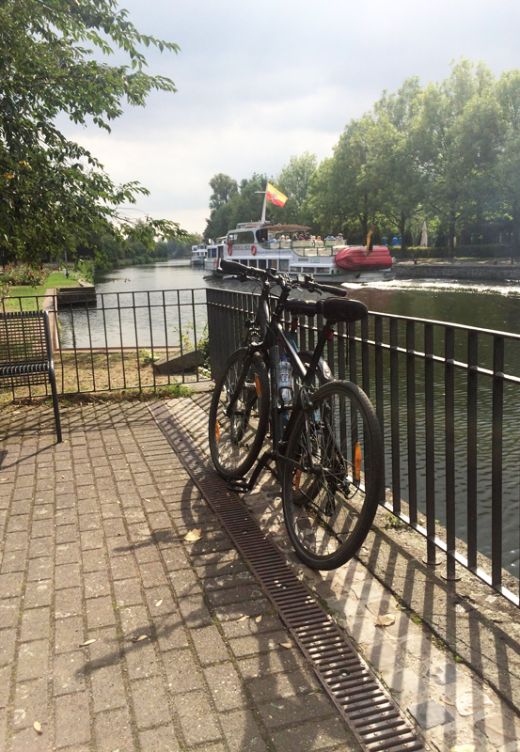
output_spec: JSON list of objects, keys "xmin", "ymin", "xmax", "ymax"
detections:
[{"xmin": 61, "ymin": 0, "xmax": 520, "ymax": 234}]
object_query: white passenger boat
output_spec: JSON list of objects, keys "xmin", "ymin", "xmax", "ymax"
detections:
[
  {"xmin": 190, "ymin": 244, "xmax": 208, "ymax": 266},
  {"xmin": 203, "ymin": 222, "xmax": 393, "ymax": 281},
  {"xmin": 203, "ymin": 184, "xmax": 393, "ymax": 280}
]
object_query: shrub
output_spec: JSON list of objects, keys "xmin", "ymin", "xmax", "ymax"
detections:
[{"xmin": 0, "ymin": 264, "xmax": 46, "ymax": 286}]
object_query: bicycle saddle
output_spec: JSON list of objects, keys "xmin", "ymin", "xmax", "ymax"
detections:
[{"xmin": 284, "ymin": 297, "xmax": 368, "ymax": 323}]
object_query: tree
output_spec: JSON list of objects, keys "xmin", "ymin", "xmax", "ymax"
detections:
[
  {"xmin": 371, "ymin": 79, "xmax": 426, "ymax": 249},
  {"xmin": 0, "ymin": 0, "xmax": 181, "ymax": 265},
  {"xmin": 277, "ymin": 152, "xmax": 317, "ymax": 219},
  {"xmin": 328, "ymin": 115, "xmax": 382, "ymax": 242},
  {"xmin": 496, "ymin": 71, "xmax": 520, "ymax": 254},
  {"xmin": 417, "ymin": 61, "xmax": 501, "ymax": 250},
  {"xmin": 204, "ymin": 173, "xmax": 266, "ymax": 240},
  {"xmin": 209, "ymin": 174, "xmax": 238, "ymax": 211}
]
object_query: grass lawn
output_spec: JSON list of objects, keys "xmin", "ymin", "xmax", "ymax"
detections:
[{"xmin": 2, "ymin": 271, "xmax": 84, "ymax": 311}]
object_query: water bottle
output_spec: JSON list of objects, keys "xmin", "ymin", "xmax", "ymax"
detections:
[{"xmin": 279, "ymin": 353, "xmax": 293, "ymax": 407}]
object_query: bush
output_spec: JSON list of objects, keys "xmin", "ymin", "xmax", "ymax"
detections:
[
  {"xmin": 75, "ymin": 259, "xmax": 95, "ymax": 283},
  {"xmin": 0, "ymin": 264, "xmax": 47, "ymax": 286}
]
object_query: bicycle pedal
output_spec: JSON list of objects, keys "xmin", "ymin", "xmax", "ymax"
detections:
[{"xmin": 227, "ymin": 479, "xmax": 251, "ymax": 493}]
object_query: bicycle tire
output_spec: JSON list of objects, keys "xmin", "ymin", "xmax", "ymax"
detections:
[
  {"xmin": 208, "ymin": 348, "xmax": 270, "ymax": 480},
  {"xmin": 282, "ymin": 380, "xmax": 383, "ymax": 570}
]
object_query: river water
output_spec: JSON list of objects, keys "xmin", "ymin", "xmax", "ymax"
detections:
[
  {"xmin": 85, "ymin": 262, "xmax": 520, "ymax": 580},
  {"xmin": 96, "ymin": 261, "xmax": 520, "ymax": 333}
]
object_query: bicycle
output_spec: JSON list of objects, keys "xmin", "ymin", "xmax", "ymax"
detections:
[{"xmin": 208, "ymin": 259, "xmax": 384, "ymax": 570}]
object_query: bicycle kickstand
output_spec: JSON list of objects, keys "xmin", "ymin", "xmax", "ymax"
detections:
[{"xmin": 227, "ymin": 450, "xmax": 279, "ymax": 493}]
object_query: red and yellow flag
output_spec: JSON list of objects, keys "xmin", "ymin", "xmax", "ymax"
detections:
[{"xmin": 266, "ymin": 182, "xmax": 288, "ymax": 207}]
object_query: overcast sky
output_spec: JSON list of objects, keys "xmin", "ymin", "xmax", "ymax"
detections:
[{"xmin": 64, "ymin": 0, "xmax": 520, "ymax": 235}]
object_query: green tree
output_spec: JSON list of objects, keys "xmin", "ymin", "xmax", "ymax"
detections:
[
  {"xmin": 209, "ymin": 173, "xmax": 238, "ymax": 211},
  {"xmin": 0, "ymin": 0, "xmax": 181, "ymax": 265},
  {"xmin": 496, "ymin": 70, "xmax": 520, "ymax": 254},
  {"xmin": 371, "ymin": 78, "xmax": 426, "ymax": 249},
  {"xmin": 417, "ymin": 61, "xmax": 501, "ymax": 250},
  {"xmin": 328, "ymin": 115, "xmax": 382, "ymax": 242},
  {"xmin": 277, "ymin": 152, "xmax": 317, "ymax": 220},
  {"xmin": 204, "ymin": 173, "xmax": 266, "ymax": 240}
]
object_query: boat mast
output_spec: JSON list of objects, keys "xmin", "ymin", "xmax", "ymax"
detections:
[{"xmin": 257, "ymin": 186, "xmax": 267, "ymax": 223}]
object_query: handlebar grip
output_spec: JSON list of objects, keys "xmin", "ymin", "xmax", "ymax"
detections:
[{"xmin": 315, "ymin": 281, "xmax": 348, "ymax": 297}]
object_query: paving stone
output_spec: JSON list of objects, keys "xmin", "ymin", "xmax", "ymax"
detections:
[
  {"xmin": 16, "ymin": 640, "xmax": 49, "ymax": 682},
  {"xmin": 54, "ymin": 617, "xmax": 84, "ymax": 654},
  {"xmin": 219, "ymin": 708, "xmax": 268, "ymax": 752},
  {"xmin": 53, "ymin": 651, "xmax": 86, "ymax": 695},
  {"xmin": 228, "ymin": 630, "xmax": 294, "ymax": 659},
  {"xmin": 0, "ymin": 572, "xmax": 24, "ymax": 599},
  {"xmin": 20, "ymin": 608, "xmax": 50, "ymax": 642},
  {"xmin": 162, "ymin": 648, "xmax": 205, "ymax": 694},
  {"xmin": 90, "ymin": 663, "xmax": 127, "ymax": 713},
  {"xmin": 408, "ymin": 699, "xmax": 455, "ymax": 729},
  {"xmin": 256, "ymin": 691, "xmax": 336, "ymax": 729},
  {"xmin": 0, "ymin": 598, "xmax": 20, "ymax": 629},
  {"xmin": 270, "ymin": 716, "xmax": 359, "ymax": 751},
  {"xmin": 13, "ymin": 679, "xmax": 48, "ymax": 730},
  {"xmin": 54, "ymin": 588, "xmax": 82, "ymax": 619},
  {"xmin": 54, "ymin": 691, "xmax": 91, "ymax": 748},
  {"xmin": 124, "ymin": 641, "xmax": 159, "ymax": 680},
  {"xmin": 93, "ymin": 707, "xmax": 136, "ymax": 752},
  {"xmin": 139, "ymin": 724, "xmax": 181, "ymax": 751},
  {"xmin": 204, "ymin": 662, "xmax": 248, "ymax": 711},
  {"xmin": 54, "ymin": 562, "xmax": 81, "ymax": 591},
  {"xmin": 0, "ymin": 664, "xmax": 12, "ymax": 708},
  {"xmin": 130, "ymin": 676, "xmax": 172, "ymax": 729},
  {"xmin": 191, "ymin": 624, "xmax": 230, "ymax": 665},
  {"xmin": 85, "ymin": 595, "xmax": 117, "ymax": 629},
  {"xmin": 172, "ymin": 690, "xmax": 222, "ymax": 746}
]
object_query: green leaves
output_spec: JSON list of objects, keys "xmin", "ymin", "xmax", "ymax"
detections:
[{"xmin": 0, "ymin": 0, "xmax": 180, "ymax": 265}]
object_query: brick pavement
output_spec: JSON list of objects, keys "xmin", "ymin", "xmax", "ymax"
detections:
[
  {"xmin": 162, "ymin": 393, "xmax": 520, "ymax": 752},
  {"xmin": 0, "ymin": 401, "xmax": 360, "ymax": 752}
]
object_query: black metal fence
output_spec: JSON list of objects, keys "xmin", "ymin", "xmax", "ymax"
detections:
[
  {"xmin": 1, "ymin": 289, "xmax": 209, "ymax": 398},
  {"xmin": 207, "ymin": 286, "xmax": 520, "ymax": 607}
]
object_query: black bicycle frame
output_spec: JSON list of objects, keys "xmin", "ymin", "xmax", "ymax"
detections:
[{"xmin": 252, "ymin": 280, "xmax": 332, "ymax": 453}]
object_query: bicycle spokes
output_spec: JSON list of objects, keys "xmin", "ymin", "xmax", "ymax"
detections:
[{"xmin": 283, "ymin": 384, "xmax": 378, "ymax": 567}]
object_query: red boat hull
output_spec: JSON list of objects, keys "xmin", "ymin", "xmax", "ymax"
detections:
[{"xmin": 334, "ymin": 245, "xmax": 392, "ymax": 271}]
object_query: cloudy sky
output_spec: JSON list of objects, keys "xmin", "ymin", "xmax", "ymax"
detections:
[{"xmin": 65, "ymin": 0, "xmax": 520, "ymax": 235}]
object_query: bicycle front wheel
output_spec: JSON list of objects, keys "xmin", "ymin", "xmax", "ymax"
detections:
[
  {"xmin": 208, "ymin": 348, "xmax": 270, "ymax": 480},
  {"xmin": 282, "ymin": 381, "xmax": 383, "ymax": 570}
]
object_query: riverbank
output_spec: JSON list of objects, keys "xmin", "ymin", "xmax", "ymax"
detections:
[
  {"xmin": 1, "ymin": 270, "xmax": 85, "ymax": 311},
  {"xmin": 394, "ymin": 258, "xmax": 520, "ymax": 282}
]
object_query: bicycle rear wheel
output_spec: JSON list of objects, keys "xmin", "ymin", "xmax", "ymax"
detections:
[
  {"xmin": 208, "ymin": 348, "xmax": 270, "ymax": 480},
  {"xmin": 282, "ymin": 381, "xmax": 383, "ymax": 570}
]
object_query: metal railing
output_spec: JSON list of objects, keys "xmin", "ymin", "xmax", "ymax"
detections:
[
  {"xmin": 206, "ymin": 286, "xmax": 520, "ymax": 607},
  {"xmin": 1, "ymin": 289, "xmax": 209, "ymax": 398}
]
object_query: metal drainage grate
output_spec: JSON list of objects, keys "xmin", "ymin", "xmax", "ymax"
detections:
[{"xmin": 152, "ymin": 402, "xmax": 426, "ymax": 752}]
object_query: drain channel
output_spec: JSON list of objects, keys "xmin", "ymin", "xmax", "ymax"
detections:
[{"xmin": 152, "ymin": 402, "xmax": 426, "ymax": 752}]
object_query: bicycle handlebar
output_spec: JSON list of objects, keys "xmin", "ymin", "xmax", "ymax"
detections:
[
  {"xmin": 220, "ymin": 259, "xmax": 263, "ymax": 278},
  {"xmin": 218, "ymin": 259, "xmax": 348, "ymax": 297}
]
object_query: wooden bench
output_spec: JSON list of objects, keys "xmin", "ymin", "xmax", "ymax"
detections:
[{"xmin": 0, "ymin": 310, "xmax": 62, "ymax": 442}]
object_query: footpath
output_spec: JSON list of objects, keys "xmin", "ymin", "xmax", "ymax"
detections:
[{"xmin": 0, "ymin": 398, "xmax": 518, "ymax": 752}]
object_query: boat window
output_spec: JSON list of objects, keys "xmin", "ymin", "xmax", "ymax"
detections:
[
  {"xmin": 258, "ymin": 259, "xmax": 267, "ymax": 269},
  {"xmin": 256, "ymin": 228, "xmax": 268, "ymax": 243},
  {"xmin": 230, "ymin": 231, "xmax": 255, "ymax": 245},
  {"xmin": 279, "ymin": 259, "xmax": 289, "ymax": 271}
]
